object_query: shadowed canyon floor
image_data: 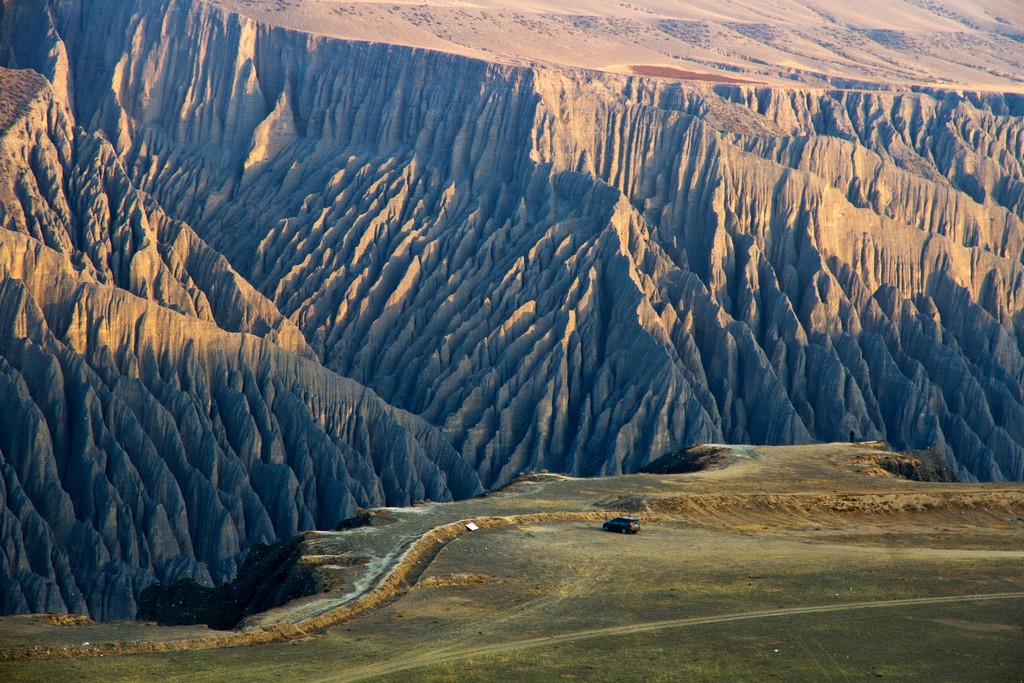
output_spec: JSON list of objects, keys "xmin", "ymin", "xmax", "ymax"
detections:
[{"xmin": 2, "ymin": 443, "xmax": 1023, "ymax": 680}]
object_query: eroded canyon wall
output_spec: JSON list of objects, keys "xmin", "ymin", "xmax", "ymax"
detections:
[
  {"xmin": 0, "ymin": 64, "xmax": 480, "ymax": 619},
  {"xmin": 1, "ymin": 0, "xmax": 1023, "ymax": 619}
]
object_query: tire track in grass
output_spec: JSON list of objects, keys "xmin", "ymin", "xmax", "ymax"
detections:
[{"xmin": 336, "ymin": 591, "xmax": 1024, "ymax": 682}]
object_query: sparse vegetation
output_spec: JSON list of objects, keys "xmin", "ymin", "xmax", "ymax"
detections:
[{"xmin": 415, "ymin": 572, "xmax": 494, "ymax": 588}]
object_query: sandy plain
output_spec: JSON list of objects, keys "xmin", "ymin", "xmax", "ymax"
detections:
[
  {"xmin": 211, "ymin": 0, "xmax": 1024, "ymax": 90},
  {"xmin": 2, "ymin": 443, "xmax": 1023, "ymax": 680}
]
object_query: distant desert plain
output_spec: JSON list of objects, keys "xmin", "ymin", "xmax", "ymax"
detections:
[{"xmin": 213, "ymin": 0, "xmax": 1024, "ymax": 90}]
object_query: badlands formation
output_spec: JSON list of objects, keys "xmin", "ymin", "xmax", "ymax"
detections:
[{"xmin": 0, "ymin": 0, "xmax": 1023, "ymax": 623}]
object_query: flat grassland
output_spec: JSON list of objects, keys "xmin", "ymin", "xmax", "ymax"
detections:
[{"xmin": 3, "ymin": 443, "xmax": 1023, "ymax": 680}]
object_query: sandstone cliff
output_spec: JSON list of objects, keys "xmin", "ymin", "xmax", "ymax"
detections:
[{"xmin": 2, "ymin": 0, "xmax": 1024, "ymax": 620}]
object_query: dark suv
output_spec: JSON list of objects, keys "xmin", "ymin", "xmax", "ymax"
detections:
[{"xmin": 602, "ymin": 516, "xmax": 640, "ymax": 534}]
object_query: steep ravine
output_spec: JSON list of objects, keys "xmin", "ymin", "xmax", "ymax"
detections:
[
  {"xmin": 1, "ymin": 0, "xmax": 1024, "ymax": 620},
  {"xmin": 0, "ymin": 67, "xmax": 481, "ymax": 620}
]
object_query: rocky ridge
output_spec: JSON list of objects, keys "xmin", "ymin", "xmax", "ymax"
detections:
[
  {"xmin": 0, "ymin": 0, "xmax": 1023, "ymax": 621},
  {"xmin": 0, "ymin": 64, "xmax": 481, "ymax": 620}
]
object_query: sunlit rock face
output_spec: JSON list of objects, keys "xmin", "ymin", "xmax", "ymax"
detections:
[{"xmin": 1, "ymin": 0, "xmax": 1023, "ymax": 619}]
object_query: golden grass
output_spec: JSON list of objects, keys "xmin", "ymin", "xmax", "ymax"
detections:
[
  {"xmin": 30, "ymin": 614, "xmax": 94, "ymax": 627},
  {"xmin": 415, "ymin": 572, "xmax": 494, "ymax": 588}
]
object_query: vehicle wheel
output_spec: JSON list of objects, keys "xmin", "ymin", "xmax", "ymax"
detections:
[{"xmin": 621, "ymin": 528, "xmax": 627, "ymax": 534}]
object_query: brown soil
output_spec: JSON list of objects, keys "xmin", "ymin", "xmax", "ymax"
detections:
[
  {"xmin": 612, "ymin": 491, "xmax": 1024, "ymax": 521},
  {"xmin": 626, "ymin": 65, "xmax": 759, "ymax": 84},
  {"xmin": 31, "ymin": 614, "xmax": 94, "ymax": 626},
  {"xmin": 416, "ymin": 573, "xmax": 494, "ymax": 588}
]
